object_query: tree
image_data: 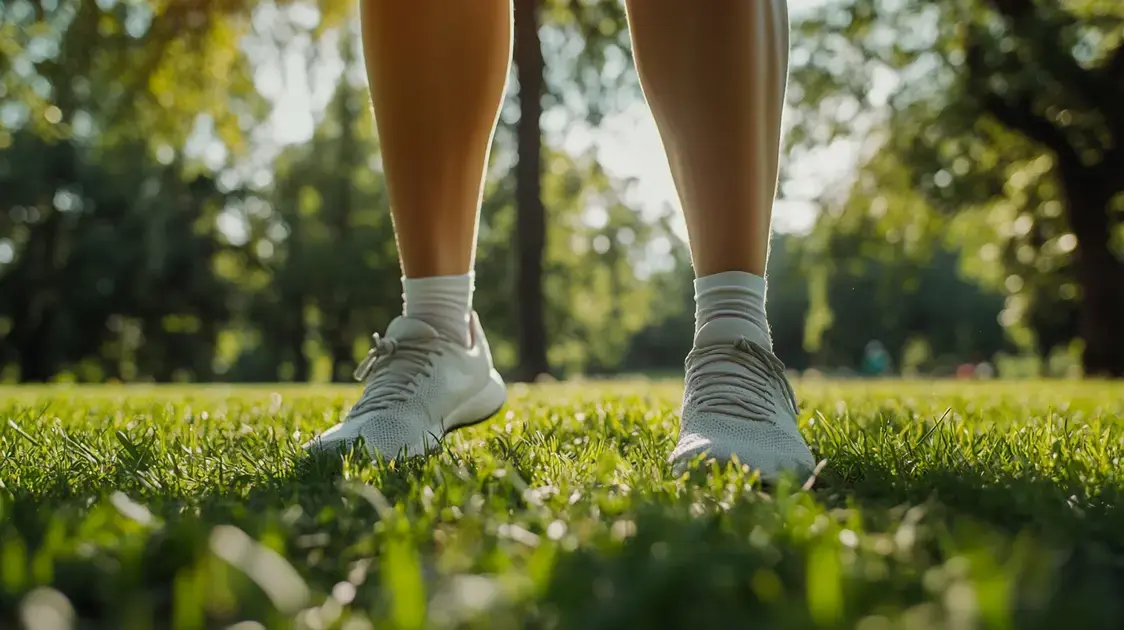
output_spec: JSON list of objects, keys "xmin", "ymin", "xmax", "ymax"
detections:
[
  {"xmin": 508, "ymin": 0, "xmax": 633, "ymax": 381},
  {"xmin": 0, "ymin": 0, "xmax": 711, "ymax": 383},
  {"xmin": 0, "ymin": 132, "xmax": 238, "ymax": 381},
  {"xmin": 801, "ymin": 208, "xmax": 1012, "ymax": 370},
  {"xmin": 0, "ymin": 0, "xmax": 348, "ymax": 381},
  {"xmin": 512, "ymin": 0, "xmax": 550, "ymax": 382},
  {"xmin": 790, "ymin": 0, "xmax": 1124, "ymax": 375}
]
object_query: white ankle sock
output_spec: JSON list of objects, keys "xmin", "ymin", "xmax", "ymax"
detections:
[
  {"xmin": 694, "ymin": 270, "xmax": 772, "ymax": 348},
  {"xmin": 402, "ymin": 273, "xmax": 474, "ymax": 346}
]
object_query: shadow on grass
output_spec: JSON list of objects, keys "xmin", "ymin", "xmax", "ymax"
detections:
[
  {"xmin": 534, "ymin": 450, "xmax": 1124, "ymax": 630},
  {"xmin": 1, "ymin": 448, "xmax": 401, "ymax": 627}
]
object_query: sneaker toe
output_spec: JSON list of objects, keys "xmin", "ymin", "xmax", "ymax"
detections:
[
  {"xmin": 359, "ymin": 414, "xmax": 438, "ymax": 459},
  {"xmin": 671, "ymin": 413, "xmax": 814, "ymax": 481},
  {"xmin": 304, "ymin": 414, "xmax": 435, "ymax": 460},
  {"xmin": 303, "ymin": 419, "xmax": 364, "ymax": 454}
]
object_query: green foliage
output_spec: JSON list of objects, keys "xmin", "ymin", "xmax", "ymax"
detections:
[
  {"xmin": 789, "ymin": 0, "xmax": 1124, "ymax": 373},
  {"xmin": 0, "ymin": 130, "xmax": 239, "ymax": 381},
  {"xmin": 477, "ymin": 140, "xmax": 681, "ymax": 376},
  {"xmin": 0, "ymin": 2, "xmax": 672, "ymax": 382},
  {"xmin": 0, "ymin": 0, "xmax": 351, "ymax": 152},
  {"xmin": 2, "ymin": 382, "xmax": 1124, "ymax": 626},
  {"xmin": 801, "ymin": 207, "xmax": 1012, "ymax": 369},
  {"xmin": 541, "ymin": 0, "xmax": 635, "ymax": 124},
  {"xmin": 0, "ymin": 0, "xmax": 1056, "ymax": 381},
  {"xmin": 239, "ymin": 36, "xmax": 401, "ymax": 382}
]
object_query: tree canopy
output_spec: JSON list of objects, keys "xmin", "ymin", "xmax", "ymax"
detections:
[
  {"xmin": 2, "ymin": 0, "xmax": 1111, "ymax": 382},
  {"xmin": 790, "ymin": 0, "xmax": 1124, "ymax": 374}
]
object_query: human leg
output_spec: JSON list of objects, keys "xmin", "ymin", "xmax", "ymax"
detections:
[
  {"xmin": 625, "ymin": 0, "xmax": 814, "ymax": 480},
  {"xmin": 307, "ymin": 1, "xmax": 512, "ymax": 458}
]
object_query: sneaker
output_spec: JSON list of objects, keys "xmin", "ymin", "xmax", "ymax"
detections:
[
  {"xmin": 304, "ymin": 312, "xmax": 507, "ymax": 460},
  {"xmin": 671, "ymin": 317, "xmax": 815, "ymax": 482}
]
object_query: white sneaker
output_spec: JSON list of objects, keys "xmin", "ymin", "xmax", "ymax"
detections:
[
  {"xmin": 304, "ymin": 312, "xmax": 507, "ymax": 460},
  {"xmin": 671, "ymin": 317, "xmax": 815, "ymax": 482}
]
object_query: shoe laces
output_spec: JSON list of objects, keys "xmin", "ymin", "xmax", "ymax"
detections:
[
  {"xmin": 349, "ymin": 333, "xmax": 440, "ymax": 416},
  {"xmin": 685, "ymin": 337, "xmax": 797, "ymax": 422}
]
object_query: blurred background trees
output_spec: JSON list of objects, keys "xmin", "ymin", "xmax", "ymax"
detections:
[
  {"xmin": 1, "ymin": 0, "xmax": 1119, "ymax": 382},
  {"xmin": 791, "ymin": 0, "xmax": 1124, "ymax": 375}
]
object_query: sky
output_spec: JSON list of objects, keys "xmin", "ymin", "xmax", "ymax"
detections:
[
  {"xmin": 210, "ymin": 0, "xmax": 868, "ymax": 245},
  {"xmin": 568, "ymin": 101, "xmax": 855, "ymax": 236}
]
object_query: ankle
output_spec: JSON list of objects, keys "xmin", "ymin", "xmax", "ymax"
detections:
[
  {"xmin": 403, "ymin": 273, "xmax": 474, "ymax": 346},
  {"xmin": 693, "ymin": 270, "xmax": 772, "ymax": 347}
]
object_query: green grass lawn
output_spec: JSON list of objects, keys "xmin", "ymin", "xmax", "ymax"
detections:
[{"xmin": 2, "ymin": 381, "xmax": 1124, "ymax": 629}]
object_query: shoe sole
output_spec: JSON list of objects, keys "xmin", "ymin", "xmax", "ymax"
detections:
[
  {"xmin": 303, "ymin": 372, "xmax": 508, "ymax": 459},
  {"xmin": 439, "ymin": 370, "xmax": 508, "ymax": 437},
  {"xmin": 670, "ymin": 447, "xmax": 816, "ymax": 485}
]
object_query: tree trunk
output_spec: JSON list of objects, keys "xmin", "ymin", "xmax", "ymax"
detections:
[
  {"xmin": 17, "ymin": 311, "xmax": 55, "ymax": 383},
  {"xmin": 289, "ymin": 301, "xmax": 309, "ymax": 383},
  {"xmin": 325, "ymin": 309, "xmax": 353, "ymax": 383},
  {"xmin": 1064, "ymin": 178, "xmax": 1124, "ymax": 377},
  {"xmin": 15, "ymin": 212, "xmax": 62, "ymax": 382},
  {"xmin": 512, "ymin": 0, "xmax": 551, "ymax": 382}
]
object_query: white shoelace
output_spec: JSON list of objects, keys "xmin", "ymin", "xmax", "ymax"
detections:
[
  {"xmin": 685, "ymin": 337, "xmax": 797, "ymax": 422},
  {"xmin": 349, "ymin": 333, "xmax": 440, "ymax": 416}
]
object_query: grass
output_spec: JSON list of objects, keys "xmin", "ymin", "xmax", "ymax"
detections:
[{"xmin": 2, "ymin": 380, "xmax": 1124, "ymax": 629}]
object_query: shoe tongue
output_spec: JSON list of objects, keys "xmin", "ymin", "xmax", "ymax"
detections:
[
  {"xmin": 385, "ymin": 316, "xmax": 442, "ymax": 342},
  {"xmin": 694, "ymin": 317, "xmax": 771, "ymax": 350}
]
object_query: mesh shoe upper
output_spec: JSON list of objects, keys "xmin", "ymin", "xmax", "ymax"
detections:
[
  {"xmin": 672, "ymin": 317, "xmax": 815, "ymax": 481},
  {"xmin": 305, "ymin": 313, "xmax": 505, "ymax": 460}
]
